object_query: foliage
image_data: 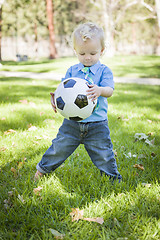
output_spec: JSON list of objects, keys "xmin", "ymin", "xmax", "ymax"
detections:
[
  {"xmin": 2, "ymin": 0, "xmax": 47, "ymax": 38},
  {"xmin": 0, "ymin": 71, "xmax": 160, "ymax": 239},
  {"xmin": 1, "ymin": 0, "xmax": 159, "ymax": 54}
]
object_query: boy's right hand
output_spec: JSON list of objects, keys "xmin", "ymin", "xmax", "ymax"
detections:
[{"xmin": 50, "ymin": 92, "xmax": 57, "ymax": 113}]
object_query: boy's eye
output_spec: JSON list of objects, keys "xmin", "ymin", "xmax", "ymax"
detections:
[
  {"xmin": 91, "ymin": 53, "xmax": 96, "ymax": 55},
  {"xmin": 79, "ymin": 53, "xmax": 85, "ymax": 55}
]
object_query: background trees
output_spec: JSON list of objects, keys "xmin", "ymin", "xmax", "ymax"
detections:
[{"xmin": 0, "ymin": 0, "xmax": 159, "ymax": 60}]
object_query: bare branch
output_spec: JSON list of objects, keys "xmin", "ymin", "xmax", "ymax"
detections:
[{"xmin": 140, "ymin": 0, "xmax": 154, "ymax": 12}]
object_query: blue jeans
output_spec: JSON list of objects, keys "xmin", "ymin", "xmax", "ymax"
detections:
[{"xmin": 36, "ymin": 119, "xmax": 122, "ymax": 180}]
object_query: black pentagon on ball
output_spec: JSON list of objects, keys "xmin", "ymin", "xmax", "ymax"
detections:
[
  {"xmin": 56, "ymin": 96, "xmax": 65, "ymax": 110},
  {"xmin": 63, "ymin": 79, "xmax": 76, "ymax": 88},
  {"xmin": 74, "ymin": 94, "xmax": 88, "ymax": 109},
  {"xmin": 69, "ymin": 116, "xmax": 83, "ymax": 121}
]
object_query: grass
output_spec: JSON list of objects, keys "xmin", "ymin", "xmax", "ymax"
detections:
[
  {"xmin": 0, "ymin": 71, "xmax": 160, "ymax": 239},
  {"xmin": 1, "ymin": 55, "xmax": 160, "ymax": 78}
]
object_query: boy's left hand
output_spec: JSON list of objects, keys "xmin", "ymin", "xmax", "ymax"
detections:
[{"xmin": 86, "ymin": 84, "xmax": 101, "ymax": 101}]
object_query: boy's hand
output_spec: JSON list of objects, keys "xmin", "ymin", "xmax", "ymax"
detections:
[
  {"xmin": 87, "ymin": 85, "xmax": 113, "ymax": 100},
  {"xmin": 86, "ymin": 84, "xmax": 101, "ymax": 101},
  {"xmin": 50, "ymin": 92, "xmax": 57, "ymax": 113}
]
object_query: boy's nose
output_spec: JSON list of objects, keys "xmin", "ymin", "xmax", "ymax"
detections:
[{"xmin": 85, "ymin": 55, "xmax": 91, "ymax": 60}]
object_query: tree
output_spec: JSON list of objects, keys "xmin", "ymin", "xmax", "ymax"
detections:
[
  {"xmin": 46, "ymin": 0, "xmax": 57, "ymax": 59},
  {"xmin": 155, "ymin": 0, "xmax": 160, "ymax": 28},
  {"xmin": 0, "ymin": 0, "xmax": 5, "ymax": 60},
  {"xmin": 155, "ymin": 0, "xmax": 160, "ymax": 52}
]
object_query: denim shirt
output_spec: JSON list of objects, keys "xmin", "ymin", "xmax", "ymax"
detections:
[{"xmin": 62, "ymin": 61, "xmax": 114, "ymax": 122}]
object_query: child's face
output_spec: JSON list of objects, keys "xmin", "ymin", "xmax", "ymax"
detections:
[{"xmin": 74, "ymin": 37, "xmax": 104, "ymax": 67}]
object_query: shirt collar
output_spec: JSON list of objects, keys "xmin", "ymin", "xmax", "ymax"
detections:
[{"xmin": 78, "ymin": 61, "xmax": 101, "ymax": 75}]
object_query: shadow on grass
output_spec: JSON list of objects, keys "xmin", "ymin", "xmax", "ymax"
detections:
[
  {"xmin": 113, "ymin": 64, "xmax": 160, "ymax": 78},
  {"xmin": 0, "ymin": 78, "xmax": 160, "ymax": 239},
  {"xmin": 0, "ymin": 77, "xmax": 57, "ymax": 104},
  {"xmin": 113, "ymin": 84, "xmax": 160, "ymax": 111},
  {"xmin": 1, "ymin": 56, "xmax": 72, "ymax": 67},
  {"xmin": 0, "ymin": 146, "xmax": 159, "ymax": 239},
  {"xmin": 1, "ymin": 59, "xmax": 56, "ymax": 66}
]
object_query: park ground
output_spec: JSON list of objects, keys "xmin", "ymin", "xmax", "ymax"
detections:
[{"xmin": 0, "ymin": 55, "xmax": 160, "ymax": 239}]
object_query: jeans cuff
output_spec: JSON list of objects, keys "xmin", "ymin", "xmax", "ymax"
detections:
[{"xmin": 36, "ymin": 163, "xmax": 48, "ymax": 174}]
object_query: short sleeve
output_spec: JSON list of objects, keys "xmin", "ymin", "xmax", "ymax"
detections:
[{"xmin": 100, "ymin": 67, "xmax": 114, "ymax": 89}]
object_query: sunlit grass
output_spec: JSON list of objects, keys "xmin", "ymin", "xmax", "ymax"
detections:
[
  {"xmin": 0, "ymin": 76, "xmax": 160, "ymax": 239},
  {"xmin": 1, "ymin": 55, "xmax": 160, "ymax": 78}
]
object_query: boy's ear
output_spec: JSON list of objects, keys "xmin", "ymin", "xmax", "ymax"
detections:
[{"xmin": 74, "ymin": 49, "xmax": 77, "ymax": 56}]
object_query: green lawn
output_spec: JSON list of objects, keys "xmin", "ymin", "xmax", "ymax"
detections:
[
  {"xmin": 1, "ymin": 55, "xmax": 160, "ymax": 78},
  {"xmin": 0, "ymin": 74, "xmax": 160, "ymax": 239}
]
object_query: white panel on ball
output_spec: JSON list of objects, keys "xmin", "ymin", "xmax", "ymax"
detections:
[{"xmin": 54, "ymin": 77, "xmax": 97, "ymax": 121}]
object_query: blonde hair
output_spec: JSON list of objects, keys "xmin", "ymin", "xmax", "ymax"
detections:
[{"xmin": 72, "ymin": 22, "xmax": 105, "ymax": 50}]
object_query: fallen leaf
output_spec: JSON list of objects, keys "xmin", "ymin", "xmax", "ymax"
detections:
[
  {"xmin": 134, "ymin": 133, "xmax": 154, "ymax": 145},
  {"xmin": 70, "ymin": 208, "xmax": 104, "ymax": 224},
  {"xmin": 48, "ymin": 228, "xmax": 65, "ymax": 239},
  {"xmin": 83, "ymin": 217, "xmax": 104, "ymax": 224},
  {"xmin": 29, "ymin": 102, "xmax": 36, "ymax": 108},
  {"xmin": 59, "ymin": 164, "xmax": 65, "ymax": 168},
  {"xmin": 19, "ymin": 99, "xmax": 28, "ymax": 104},
  {"xmin": 138, "ymin": 154, "xmax": 146, "ymax": 159},
  {"xmin": 134, "ymin": 133, "xmax": 148, "ymax": 140},
  {"xmin": 145, "ymin": 138, "xmax": 154, "ymax": 146},
  {"xmin": 113, "ymin": 151, "xmax": 118, "ymax": 157},
  {"xmin": 40, "ymin": 112, "xmax": 45, "ymax": 116},
  {"xmin": 42, "ymin": 135, "xmax": 49, "ymax": 139},
  {"xmin": 28, "ymin": 126, "xmax": 37, "ymax": 131},
  {"xmin": 35, "ymin": 136, "xmax": 42, "ymax": 140},
  {"xmin": 148, "ymin": 132, "xmax": 154, "ymax": 136},
  {"xmin": 70, "ymin": 208, "xmax": 84, "ymax": 222},
  {"xmin": 11, "ymin": 167, "xmax": 18, "ymax": 178},
  {"xmin": 33, "ymin": 141, "xmax": 40, "ymax": 145},
  {"xmin": 18, "ymin": 194, "xmax": 25, "ymax": 204},
  {"xmin": 12, "ymin": 142, "xmax": 16, "ymax": 147},
  {"xmin": 17, "ymin": 162, "xmax": 24, "ymax": 170},
  {"xmin": 123, "ymin": 118, "xmax": 129, "ymax": 121},
  {"xmin": 151, "ymin": 152, "xmax": 156, "ymax": 157},
  {"xmin": 0, "ymin": 147, "xmax": 7, "ymax": 152},
  {"xmin": 141, "ymin": 183, "xmax": 152, "ymax": 187},
  {"xmin": 8, "ymin": 191, "xmax": 14, "ymax": 197},
  {"xmin": 124, "ymin": 152, "xmax": 136, "ymax": 158},
  {"xmin": 4, "ymin": 199, "xmax": 10, "ymax": 209},
  {"xmin": 133, "ymin": 164, "xmax": 144, "ymax": 171},
  {"xmin": 4, "ymin": 129, "xmax": 16, "ymax": 135},
  {"xmin": 113, "ymin": 217, "xmax": 121, "ymax": 227},
  {"xmin": 147, "ymin": 119, "xmax": 152, "ymax": 123}
]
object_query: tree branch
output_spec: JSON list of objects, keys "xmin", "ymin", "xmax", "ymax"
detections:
[{"xmin": 140, "ymin": 0, "xmax": 154, "ymax": 12}]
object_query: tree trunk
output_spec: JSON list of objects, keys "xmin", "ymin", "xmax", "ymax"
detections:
[
  {"xmin": 46, "ymin": 0, "xmax": 57, "ymax": 59},
  {"xmin": 101, "ymin": 0, "xmax": 115, "ymax": 56},
  {"xmin": 155, "ymin": 0, "xmax": 160, "ymax": 54},
  {"xmin": 0, "ymin": 6, "xmax": 2, "ymax": 60}
]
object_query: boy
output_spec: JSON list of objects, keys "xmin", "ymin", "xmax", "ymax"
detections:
[{"xmin": 34, "ymin": 22, "xmax": 122, "ymax": 182}]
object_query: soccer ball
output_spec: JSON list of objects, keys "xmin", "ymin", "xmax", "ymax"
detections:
[{"xmin": 54, "ymin": 77, "xmax": 97, "ymax": 121}]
